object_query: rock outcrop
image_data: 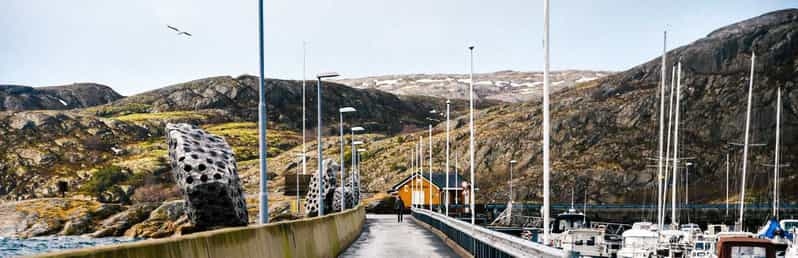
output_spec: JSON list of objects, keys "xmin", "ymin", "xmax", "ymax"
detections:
[
  {"xmin": 0, "ymin": 199, "xmax": 122, "ymax": 238},
  {"xmin": 124, "ymin": 200, "xmax": 190, "ymax": 238},
  {"xmin": 89, "ymin": 203, "xmax": 158, "ymax": 237},
  {"xmin": 0, "ymin": 83, "xmax": 122, "ymax": 111},
  {"xmin": 303, "ymin": 159, "xmax": 339, "ymax": 217},
  {"xmin": 166, "ymin": 123, "xmax": 249, "ymax": 228}
]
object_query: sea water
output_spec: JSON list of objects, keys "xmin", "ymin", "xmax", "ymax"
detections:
[{"xmin": 0, "ymin": 236, "xmax": 139, "ymax": 258}]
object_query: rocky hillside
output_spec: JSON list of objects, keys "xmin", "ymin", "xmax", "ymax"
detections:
[
  {"xmin": 0, "ymin": 75, "xmax": 491, "ymax": 202},
  {"xmin": 286, "ymin": 9, "xmax": 798, "ymax": 205},
  {"xmin": 336, "ymin": 70, "xmax": 610, "ymax": 103},
  {"xmin": 0, "ymin": 83, "xmax": 122, "ymax": 111},
  {"xmin": 107, "ymin": 75, "xmax": 495, "ymax": 134}
]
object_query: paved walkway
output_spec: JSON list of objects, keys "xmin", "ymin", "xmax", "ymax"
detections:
[{"xmin": 339, "ymin": 214, "xmax": 460, "ymax": 258}]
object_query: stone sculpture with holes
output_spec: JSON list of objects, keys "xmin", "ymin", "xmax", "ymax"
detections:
[
  {"xmin": 166, "ymin": 123, "xmax": 249, "ymax": 228},
  {"xmin": 303, "ymin": 159, "xmax": 339, "ymax": 217}
]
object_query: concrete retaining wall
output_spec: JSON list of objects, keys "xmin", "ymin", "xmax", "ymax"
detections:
[{"xmin": 29, "ymin": 206, "xmax": 365, "ymax": 258}]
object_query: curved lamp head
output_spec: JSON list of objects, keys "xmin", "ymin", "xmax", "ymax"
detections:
[
  {"xmin": 339, "ymin": 107, "xmax": 356, "ymax": 113},
  {"xmin": 351, "ymin": 126, "xmax": 365, "ymax": 132},
  {"xmin": 357, "ymin": 148, "xmax": 367, "ymax": 152},
  {"xmin": 352, "ymin": 140, "xmax": 364, "ymax": 145},
  {"xmin": 510, "ymin": 160, "xmax": 517, "ymax": 164}
]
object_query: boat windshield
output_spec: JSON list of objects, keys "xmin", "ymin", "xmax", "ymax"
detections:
[
  {"xmin": 783, "ymin": 221, "xmax": 798, "ymax": 232},
  {"xmin": 623, "ymin": 237, "xmax": 656, "ymax": 248},
  {"xmin": 694, "ymin": 242, "xmax": 710, "ymax": 250},
  {"xmin": 730, "ymin": 246, "xmax": 767, "ymax": 258},
  {"xmin": 558, "ymin": 218, "xmax": 585, "ymax": 231}
]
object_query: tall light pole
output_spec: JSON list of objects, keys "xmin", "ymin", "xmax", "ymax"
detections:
[
  {"xmin": 339, "ymin": 107, "xmax": 356, "ymax": 211},
  {"xmin": 295, "ymin": 153, "xmax": 305, "ymax": 213},
  {"xmin": 257, "ymin": 0, "xmax": 269, "ymax": 224},
  {"xmin": 427, "ymin": 111, "xmax": 439, "ymax": 212},
  {"xmin": 302, "ymin": 41, "xmax": 308, "ymax": 176},
  {"xmin": 410, "ymin": 139, "xmax": 416, "ymax": 208},
  {"xmin": 420, "ymin": 135, "xmax": 424, "ymax": 209},
  {"xmin": 455, "ymin": 152, "xmax": 459, "ymax": 205},
  {"xmin": 316, "ymin": 72, "xmax": 339, "ymax": 216},
  {"xmin": 351, "ymin": 139, "xmax": 364, "ymax": 207},
  {"xmin": 357, "ymin": 148, "xmax": 367, "ymax": 204},
  {"xmin": 468, "ymin": 45, "xmax": 476, "ymax": 226},
  {"xmin": 542, "ymin": 0, "xmax": 552, "ymax": 244},
  {"xmin": 445, "ymin": 100, "xmax": 451, "ymax": 215},
  {"xmin": 351, "ymin": 127, "xmax": 364, "ymax": 207},
  {"xmin": 429, "ymin": 122, "xmax": 433, "ymax": 212}
]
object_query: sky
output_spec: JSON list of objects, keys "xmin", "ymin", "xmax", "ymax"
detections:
[{"xmin": 1, "ymin": 0, "xmax": 794, "ymax": 95}]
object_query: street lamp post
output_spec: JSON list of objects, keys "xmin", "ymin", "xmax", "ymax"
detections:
[
  {"xmin": 351, "ymin": 139, "xmax": 364, "ymax": 207},
  {"xmin": 419, "ymin": 135, "xmax": 424, "ymax": 209},
  {"xmin": 316, "ymin": 72, "xmax": 339, "ymax": 216},
  {"xmin": 295, "ymin": 153, "xmax": 305, "ymax": 213},
  {"xmin": 357, "ymin": 148, "xmax": 367, "ymax": 204},
  {"xmin": 445, "ymin": 100, "xmax": 451, "ymax": 215},
  {"xmin": 257, "ymin": 0, "xmax": 269, "ymax": 224},
  {"xmin": 429, "ymin": 123, "xmax": 433, "ymax": 211},
  {"xmin": 427, "ymin": 111, "xmax": 439, "ymax": 212},
  {"xmin": 339, "ymin": 107, "xmax": 356, "ymax": 211},
  {"xmin": 302, "ymin": 41, "xmax": 308, "ymax": 176},
  {"xmin": 467, "ymin": 45, "xmax": 476, "ymax": 225}
]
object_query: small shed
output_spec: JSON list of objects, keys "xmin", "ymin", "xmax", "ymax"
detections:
[{"xmin": 389, "ymin": 172, "xmax": 467, "ymax": 208}]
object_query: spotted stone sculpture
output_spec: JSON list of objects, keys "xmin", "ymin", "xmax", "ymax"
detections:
[
  {"xmin": 350, "ymin": 173, "xmax": 360, "ymax": 205},
  {"xmin": 166, "ymin": 123, "xmax": 248, "ymax": 228},
  {"xmin": 332, "ymin": 186, "xmax": 354, "ymax": 212},
  {"xmin": 303, "ymin": 159, "xmax": 339, "ymax": 217}
]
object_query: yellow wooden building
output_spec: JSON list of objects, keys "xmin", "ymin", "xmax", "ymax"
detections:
[{"xmin": 389, "ymin": 172, "xmax": 466, "ymax": 208}]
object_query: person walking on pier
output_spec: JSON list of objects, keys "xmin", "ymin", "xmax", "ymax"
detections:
[{"xmin": 395, "ymin": 195, "xmax": 404, "ymax": 222}]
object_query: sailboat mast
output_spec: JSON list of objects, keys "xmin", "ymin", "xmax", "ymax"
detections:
[
  {"xmin": 726, "ymin": 153, "xmax": 730, "ymax": 217},
  {"xmin": 671, "ymin": 62, "xmax": 682, "ymax": 227},
  {"xmin": 657, "ymin": 30, "xmax": 667, "ymax": 230},
  {"xmin": 773, "ymin": 87, "xmax": 781, "ymax": 219},
  {"xmin": 542, "ymin": 0, "xmax": 552, "ymax": 244},
  {"xmin": 739, "ymin": 52, "xmax": 755, "ymax": 227},
  {"xmin": 662, "ymin": 65, "xmax": 677, "ymax": 226}
]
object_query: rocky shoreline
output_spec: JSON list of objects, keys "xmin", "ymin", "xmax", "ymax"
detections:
[{"xmin": 0, "ymin": 198, "xmax": 192, "ymax": 239}]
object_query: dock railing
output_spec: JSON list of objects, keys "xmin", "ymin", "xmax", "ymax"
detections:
[{"xmin": 412, "ymin": 208, "xmax": 569, "ymax": 258}]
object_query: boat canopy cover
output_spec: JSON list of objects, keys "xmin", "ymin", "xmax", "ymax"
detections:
[{"xmin": 760, "ymin": 218, "xmax": 794, "ymax": 240}]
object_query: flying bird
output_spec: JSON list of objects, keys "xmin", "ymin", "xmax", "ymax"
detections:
[{"xmin": 167, "ymin": 25, "xmax": 192, "ymax": 37}]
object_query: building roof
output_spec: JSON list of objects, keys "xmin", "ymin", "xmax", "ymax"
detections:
[{"xmin": 389, "ymin": 172, "xmax": 467, "ymax": 192}]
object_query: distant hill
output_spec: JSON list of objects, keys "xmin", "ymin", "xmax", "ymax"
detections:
[
  {"xmin": 336, "ymin": 70, "xmax": 611, "ymax": 103},
  {"xmin": 291, "ymin": 8, "xmax": 798, "ymax": 206},
  {"xmin": 0, "ymin": 75, "xmax": 493, "ymax": 202},
  {"xmin": 0, "ymin": 83, "xmax": 122, "ymax": 111}
]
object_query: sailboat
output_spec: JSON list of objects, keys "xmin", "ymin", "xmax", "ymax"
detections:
[
  {"xmin": 755, "ymin": 87, "xmax": 793, "ymax": 252},
  {"xmin": 621, "ymin": 30, "xmax": 673, "ymax": 258}
]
